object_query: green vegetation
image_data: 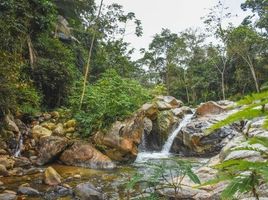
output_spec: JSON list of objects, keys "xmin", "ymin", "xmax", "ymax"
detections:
[
  {"xmin": 0, "ymin": 0, "xmax": 267, "ymax": 134},
  {"xmin": 208, "ymin": 91, "xmax": 268, "ymax": 133},
  {"xmin": 126, "ymin": 159, "xmax": 200, "ymax": 199},
  {"xmin": 69, "ymin": 69, "xmax": 151, "ymax": 136},
  {"xmin": 203, "ymin": 137, "xmax": 268, "ymax": 200}
]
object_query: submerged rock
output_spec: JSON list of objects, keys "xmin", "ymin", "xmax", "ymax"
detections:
[
  {"xmin": 74, "ymin": 182, "xmax": 104, "ymax": 200},
  {"xmin": 60, "ymin": 142, "xmax": 115, "ymax": 169},
  {"xmin": 44, "ymin": 166, "xmax": 61, "ymax": 186}
]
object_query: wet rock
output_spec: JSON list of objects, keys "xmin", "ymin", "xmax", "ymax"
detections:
[
  {"xmin": 32, "ymin": 125, "xmax": 52, "ymax": 140},
  {"xmin": 144, "ymin": 117, "xmax": 153, "ymax": 134},
  {"xmin": 171, "ymin": 118, "xmax": 236, "ymax": 157},
  {"xmin": 54, "ymin": 185, "xmax": 72, "ymax": 196},
  {"xmin": 0, "ymin": 193, "xmax": 17, "ymax": 200},
  {"xmin": 18, "ymin": 186, "xmax": 40, "ymax": 196},
  {"xmin": 36, "ymin": 136, "xmax": 69, "ymax": 165},
  {"xmin": 172, "ymin": 106, "xmax": 193, "ymax": 117},
  {"xmin": 73, "ymin": 174, "xmax": 81, "ymax": 179},
  {"xmin": 74, "ymin": 182, "xmax": 104, "ymax": 200},
  {"xmin": 60, "ymin": 142, "xmax": 115, "ymax": 169},
  {"xmin": 0, "ymin": 182, "xmax": 3, "ymax": 186},
  {"xmin": 53, "ymin": 123, "xmax": 64, "ymax": 135},
  {"xmin": 0, "ymin": 164, "xmax": 8, "ymax": 176},
  {"xmin": 196, "ymin": 101, "xmax": 225, "ymax": 116},
  {"xmin": 44, "ymin": 167, "xmax": 61, "ymax": 186},
  {"xmin": 13, "ymin": 157, "xmax": 31, "ymax": 168}
]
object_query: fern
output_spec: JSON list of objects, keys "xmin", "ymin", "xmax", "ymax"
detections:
[
  {"xmin": 263, "ymin": 116, "xmax": 268, "ymax": 130},
  {"xmin": 237, "ymin": 91, "xmax": 268, "ymax": 106},
  {"xmin": 207, "ymin": 91, "xmax": 268, "ymax": 133},
  {"xmin": 221, "ymin": 173, "xmax": 259, "ymax": 200}
]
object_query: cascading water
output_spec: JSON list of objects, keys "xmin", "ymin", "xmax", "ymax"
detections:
[
  {"xmin": 135, "ymin": 113, "xmax": 194, "ymax": 163},
  {"xmin": 14, "ymin": 134, "xmax": 23, "ymax": 157}
]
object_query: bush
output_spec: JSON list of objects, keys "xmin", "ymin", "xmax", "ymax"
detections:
[
  {"xmin": 0, "ymin": 52, "xmax": 41, "ymax": 116},
  {"xmin": 69, "ymin": 69, "xmax": 151, "ymax": 136}
]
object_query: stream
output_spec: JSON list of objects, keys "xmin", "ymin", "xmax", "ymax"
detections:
[{"xmin": 0, "ymin": 114, "xmax": 208, "ymax": 199}]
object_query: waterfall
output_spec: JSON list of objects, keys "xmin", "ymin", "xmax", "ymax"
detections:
[
  {"xmin": 161, "ymin": 114, "xmax": 193, "ymax": 153},
  {"xmin": 14, "ymin": 134, "xmax": 23, "ymax": 157},
  {"xmin": 135, "ymin": 114, "xmax": 193, "ymax": 162}
]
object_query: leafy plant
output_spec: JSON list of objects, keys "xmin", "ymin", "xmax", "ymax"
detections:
[
  {"xmin": 69, "ymin": 69, "xmax": 151, "ymax": 136},
  {"xmin": 207, "ymin": 91, "xmax": 268, "ymax": 133},
  {"xmin": 126, "ymin": 159, "xmax": 200, "ymax": 199}
]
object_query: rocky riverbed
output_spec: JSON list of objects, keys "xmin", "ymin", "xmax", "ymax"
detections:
[{"xmin": 1, "ymin": 96, "xmax": 268, "ymax": 199}]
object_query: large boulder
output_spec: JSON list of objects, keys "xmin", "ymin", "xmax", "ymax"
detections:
[
  {"xmin": 36, "ymin": 136, "xmax": 70, "ymax": 165},
  {"xmin": 74, "ymin": 182, "xmax": 104, "ymax": 200},
  {"xmin": 93, "ymin": 112, "xmax": 145, "ymax": 163},
  {"xmin": 171, "ymin": 116, "xmax": 237, "ymax": 157},
  {"xmin": 60, "ymin": 142, "xmax": 115, "ymax": 169},
  {"xmin": 196, "ymin": 101, "xmax": 225, "ymax": 116}
]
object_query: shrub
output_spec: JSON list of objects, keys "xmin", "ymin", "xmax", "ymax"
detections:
[
  {"xmin": 69, "ymin": 69, "xmax": 151, "ymax": 136},
  {"xmin": 32, "ymin": 36, "xmax": 78, "ymax": 108}
]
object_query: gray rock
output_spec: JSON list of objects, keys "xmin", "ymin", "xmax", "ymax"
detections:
[
  {"xmin": 74, "ymin": 182, "xmax": 104, "ymax": 200},
  {"xmin": 18, "ymin": 186, "xmax": 40, "ymax": 196},
  {"xmin": 0, "ymin": 193, "xmax": 16, "ymax": 200}
]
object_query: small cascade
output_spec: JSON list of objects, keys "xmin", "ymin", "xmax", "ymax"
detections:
[
  {"xmin": 135, "ymin": 114, "xmax": 194, "ymax": 163},
  {"xmin": 138, "ymin": 131, "xmax": 147, "ymax": 151},
  {"xmin": 161, "ymin": 114, "xmax": 193, "ymax": 153},
  {"xmin": 14, "ymin": 134, "xmax": 23, "ymax": 157}
]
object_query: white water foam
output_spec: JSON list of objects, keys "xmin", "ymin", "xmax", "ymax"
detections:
[{"xmin": 135, "ymin": 114, "xmax": 194, "ymax": 163}]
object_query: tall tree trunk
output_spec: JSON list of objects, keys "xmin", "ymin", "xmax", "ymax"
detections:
[
  {"xmin": 221, "ymin": 72, "xmax": 226, "ymax": 100},
  {"xmin": 27, "ymin": 35, "xmax": 36, "ymax": 69},
  {"xmin": 242, "ymin": 55, "xmax": 260, "ymax": 93},
  {"xmin": 79, "ymin": 0, "xmax": 104, "ymax": 110},
  {"xmin": 183, "ymin": 71, "xmax": 190, "ymax": 104}
]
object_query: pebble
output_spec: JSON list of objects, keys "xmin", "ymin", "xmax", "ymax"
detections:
[
  {"xmin": 73, "ymin": 174, "xmax": 81, "ymax": 179},
  {"xmin": 0, "ymin": 181, "xmax": 3, "ymax": 186}
]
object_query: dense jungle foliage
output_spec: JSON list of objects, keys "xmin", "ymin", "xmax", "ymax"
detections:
[{"xmin": 0, "ymin": 0, "xmax": 267, "ymax": 136}]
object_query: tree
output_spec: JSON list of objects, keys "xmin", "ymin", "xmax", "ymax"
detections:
[
  {"xmin": 241, "ymin": 0, "xmax": 268, "ymax": 32},
  {"xmin": 203, "ymin": 0, "xmax": 234, "ymax": 100},
  {"xmin": 227, "ymin": 25, "xmax": 265, "ymax": 93}
]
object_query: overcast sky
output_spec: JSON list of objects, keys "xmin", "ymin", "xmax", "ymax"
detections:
[{"xmin": 96, "ymin": 0, "xmax": 250, "ymax": 59}]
